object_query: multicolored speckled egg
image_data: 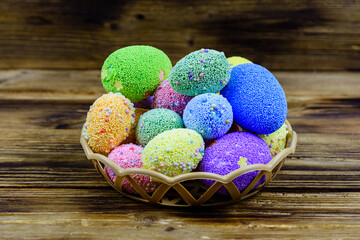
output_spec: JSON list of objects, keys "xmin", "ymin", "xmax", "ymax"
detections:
[
  {"xmin": 258, "ymin": 123, "xmax": 288, "ymax": 157},
  {"xmin": 227, "ymin": 56, "xmax": 252, "ymax": 67},
  {"xmin": 83, "ymin": 93, "xmax": 135, "ymax": 154},
  {"xmin": 169, "ymin": 49, "xmax": 231, "ymax": 96},
  {"xmin": 105, "ymin": 144, "xmax": 160, "ymax": 194},
  {"xmin": 136, "ymin": 108, "xmax": 184, "ymax": 146},
  {"xmin": 221, "ymin": 63, "xmax": 287, "ymax": 134},
  {"xmin": 142, "ymin": 129, "xmax": 204, "ymax": 177},
  {"xmin": 183, "ymin": 93, "xmax": 233, "ymax": 140},
  {"xmin": 101, "ymin": 45, "xmax": 172, "ymax": 102},
  {"xmin": 152, "ymin": 79, "xmax": 193, "ymax": 116},
  {"xmin": 198, "ymin": 132, "xmax": 272, "ymax": 195}
]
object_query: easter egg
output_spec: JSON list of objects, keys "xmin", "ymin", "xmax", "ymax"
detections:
[
  {"xmin": 183, "ymin": 93, "xmax": 233, "ymax": 140},
  {"xmin": 105, "ymin": 144, "xmax": 160, "ymax": 194},
  {"xmin": 133, "ymin": 96, "xmax": 154, "ymax": 109},
  {"xmin": 152, "ymin": 79, "xmax": 193, "ymax": 116},
  {"xmin": 83, "ymin": 93, "xmax": 135, "ymax": 154},
  {"xmin": 198, "ymin": 132, "xmax": 272, "ymax": 195},
  {"xmin": 122, "ymin": 108, "xmax": 149, "ymax": 144},
  {"xmin": 101, "ymin": 45, "xmax": 172, "ymax": 102},
  {"xmin": 136, "ymin": 108, "xmax": 184, "ymax": 146},
  {"xmin": 258, "ymin": 123, "xmax": 288, "ymax": 157},
  {"xmin": 227, "ymin": 56, "xmax": 252, "ymax": 67},
  {"xmin": 142, "ymin": 129, "xmax": 204, "ymax": 177},
  {"xmin": 221, "ymin": 63, "xmax": 287, "ymax": 134},
  {"xmin": 169, "ymin": 49, "xmax": 231, "ymax": 96}
]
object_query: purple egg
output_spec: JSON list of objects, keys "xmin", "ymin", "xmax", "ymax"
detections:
[
  {"xmin": 198, "ymin": 131, "xmax": 272, "ymax": 195},
  {"xmin": 133, "ymin": 96, "xmax": 154, "ymax": 109}
]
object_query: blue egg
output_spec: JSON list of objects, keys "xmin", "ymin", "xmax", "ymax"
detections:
[
  {"xmin": 221, "ymin": 63, "xmax": 287, "ymax": 134},
  {"xmin": 183, "ymin": 93, "xmax": 233, "ymax": 139}
]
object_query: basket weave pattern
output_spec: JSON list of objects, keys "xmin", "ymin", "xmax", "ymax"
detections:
[{"xmin": 80, "ymin": 120, "xmax": 297, "ymax": 207}]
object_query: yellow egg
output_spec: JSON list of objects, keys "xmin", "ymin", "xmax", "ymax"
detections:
[
  {"xmin": 258, "ymin": 123, "xmax": 288, "ymax": 157},
  {"xmin": 227, "ymin": 56, "xmax": 252, "ymax": 68},
  {"xmin": 142, "ymin": 129, "xmax": 204, "ymax": 177}
]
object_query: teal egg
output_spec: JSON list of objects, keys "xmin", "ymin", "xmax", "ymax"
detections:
[
  {"xmin": 169, "ymin": 49, "xmax": 231, "ymax": 96},
  {"xmin": 136, "ymin": 108, "xmax": 183, "ymax": 146}
]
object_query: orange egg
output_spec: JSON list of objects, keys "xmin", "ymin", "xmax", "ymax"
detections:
[
  {"xmin": 122, "ymin": 108, "xmax": 149, "ymax": 144},
  {"xmin": 84, "ymin": 93, "xmax": 135, "ymax": 154}
]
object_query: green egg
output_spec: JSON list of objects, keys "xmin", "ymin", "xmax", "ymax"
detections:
[{"xmin": 101, "ymin": 45, "xmax": 172, "ymax": 102}]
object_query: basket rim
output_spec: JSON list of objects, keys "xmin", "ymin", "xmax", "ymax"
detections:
[{"xmin": 80, "ymin": 120, "xmax": 297, "ymax": 185}]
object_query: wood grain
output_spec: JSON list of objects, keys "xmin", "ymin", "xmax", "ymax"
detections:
[
  {"xmin": 0, "ymin": 0, "xmax": 359, "ymax": 70},
  {"xmin": 0, "ymin": 70, "xmax": 359, "ymax": 239}
]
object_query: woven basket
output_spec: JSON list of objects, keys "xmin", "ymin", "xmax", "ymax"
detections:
[{"xmin": 80, "ymin": 120, "xmax": 297, "ymax": 207}]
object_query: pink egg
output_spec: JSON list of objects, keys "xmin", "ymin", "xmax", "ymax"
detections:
[
  {"xmin": 105, "ymin": 144, "xmax": 160, "ymax": 194},
  {"xmin": 152, "ymin": 79, "xmax": 193, "ymax": 116}
]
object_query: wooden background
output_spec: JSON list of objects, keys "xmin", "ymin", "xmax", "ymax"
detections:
[
  {"xmin": 0, "ymin": 0, "xmax": 359, "ymax": 70},
  {"xmin": 0, "ymin": 0, "xmax": 360, "ymax": 239}
]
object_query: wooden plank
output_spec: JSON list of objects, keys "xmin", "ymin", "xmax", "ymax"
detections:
[
  {"xmin": 1, "ymin": 70, "xmax": 359, "ymax": 133},
  {"xmin": 0, "ymin": 98, "xmax": 358, "ymax": 133},
  {"xmin": 0, "ymin": 189, "xmax": 360, "ymax": 239},
  {"xmin": 0, "ymin": 128, "xmax": 359, "ymax": 189},
  {"xmin": 0, "ymin": 214, "xmax": 358, "ymax": 239},
  {"xmin": 0, "ymin": 70, "xmax": 359, "ymax": 239},
  {"xmin": 1, "ymin": 70, "xmax": 359, "ymax": 99},
  {"xmin": 0, "ymin": 0, "xmax": 359, "ymax": 70}
]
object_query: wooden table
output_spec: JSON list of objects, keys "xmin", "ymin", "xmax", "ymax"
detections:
[{"xmin": 0, "ymin": 70, "xmax": 359, "ymax": 239}]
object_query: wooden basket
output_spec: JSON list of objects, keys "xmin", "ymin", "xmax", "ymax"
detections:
[{"xmin": 80, "ymin": 120, "xmax": 297, "ymax": 207}]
